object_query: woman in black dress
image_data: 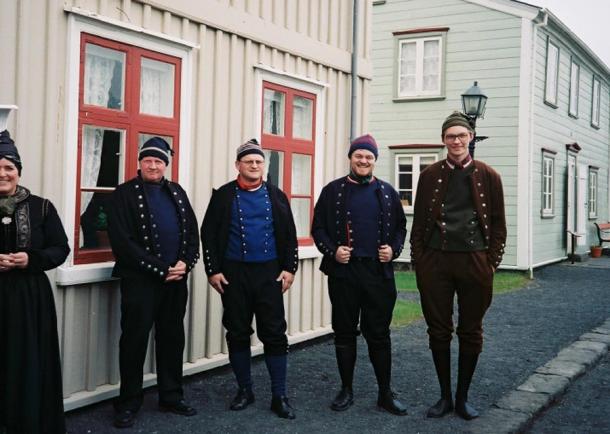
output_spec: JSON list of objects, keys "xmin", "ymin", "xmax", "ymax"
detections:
[{"xmin": 0, "ymin": 130, "xmax": 70, "ymax": 434}]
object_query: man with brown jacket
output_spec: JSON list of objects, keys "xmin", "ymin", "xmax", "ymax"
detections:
[{"xmin": 410, "ymin": 111, "xmax": 506, "ymax": 420}]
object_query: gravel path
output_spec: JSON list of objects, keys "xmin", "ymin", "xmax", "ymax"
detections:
[{"xmin": 66, "ymin": 262, "xmax": 610, "ymax": 433}]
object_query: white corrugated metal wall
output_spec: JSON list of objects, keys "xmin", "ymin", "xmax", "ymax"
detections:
[{"xmin": 0, "ymin": 0, "xmax": 372, "ymax": 409}]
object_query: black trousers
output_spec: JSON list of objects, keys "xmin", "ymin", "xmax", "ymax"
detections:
[
  {"xmin": 114, "ymin": 275, "xmax": 188, "ymax": 412},
  {"xmin": 415, "ymin": 249, "xmax": 493, "ymax": 354},
  {"xmin": 328, "ymin": 259, "xmax": 397, "ymax": 350},
  {"xmin": 221, "ymin": 259, "xmax": 288, "ymax": 356}
]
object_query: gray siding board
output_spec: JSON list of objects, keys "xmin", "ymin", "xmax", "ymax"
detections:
[{"xmin": 531, "ymin": 25, "xmax": 609, "ymax": 265}]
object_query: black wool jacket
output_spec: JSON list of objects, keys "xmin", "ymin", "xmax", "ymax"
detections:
[
  {"xmin": 311, "ymin": 176, "xmax": 407, "ymax": 279},
  {"xmin": 107, "ymin": 174, "xmax": 200, "ymax": 281},
  {"xmin": 200, "ymin": 181, "xmax": 299, "ymax": 277}
]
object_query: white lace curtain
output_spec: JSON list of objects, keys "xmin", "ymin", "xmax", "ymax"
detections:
[
  {"xmin": 140, "ymin": 58, "xmax": 173, "ymax": 117},
  {"xmin": 422, "ymin": 40, "xmax": 439, "ymax": 92},
  {"xmin": 81, "ymin": 51, "xmax": 114, "ymax": 214}
]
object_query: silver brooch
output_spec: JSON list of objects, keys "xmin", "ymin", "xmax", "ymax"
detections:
[{"xmin": 1, "ymin": 216, "xmax": 12, "ymax": 225}]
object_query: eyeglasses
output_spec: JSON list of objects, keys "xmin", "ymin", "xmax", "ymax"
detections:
[
  {"xmin": 239, "ymin": 159, "xmax": 265, "ymax": 166},
  {"xmin": 444, "ymin": 133, "xmax": 471, "ymax": 142}
]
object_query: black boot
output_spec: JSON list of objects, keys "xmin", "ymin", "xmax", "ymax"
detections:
[
  {"xmin": 455, "ymin": 352, "xmax": 480, "ymax": 420},
  {"xmin": 331, "ymin": 386, "xmax": 354, "ymax": 411},
  {"xmin": 270, "ymin": 396, "xmax": 296, "ymax": 419},
  {"xmin": 230, "ymin": 387, "xmax": 255, "ymax": 411},
  {"xmin": 427, "ymin": 349, "xmax": 453, "ymax": 418},
  {"xmin": 377, "ymin": 389, "xmax": 408, "ymax": 416},
  {"xmin": 331, "ymin": 345, "xmax": 356, "ymax": 411},
  {"xmin": 369, "ymin": 345, "xmax": 407, "ymax": 416}
]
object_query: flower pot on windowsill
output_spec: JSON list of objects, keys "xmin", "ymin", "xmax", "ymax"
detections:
[{"xmin": 590, "ymin": 245, "xmax": 603, "ymax": 258}]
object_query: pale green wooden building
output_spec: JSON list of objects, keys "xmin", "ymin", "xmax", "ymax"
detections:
[{"xmin": 371, "ymin": 0, "xmax": 610, "ymax": 271}]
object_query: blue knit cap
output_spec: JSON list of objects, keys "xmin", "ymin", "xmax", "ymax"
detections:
[
  {"xmin": 138, "ymin": 137, "xmax": 174, "ymax": 165},
  {"xmin": 348, "ymin": 134, "xmax": 378, "ymax": 160},
  {"xmin": 0, "ymin": 130, "xmax": 22, "ymax": 175}
]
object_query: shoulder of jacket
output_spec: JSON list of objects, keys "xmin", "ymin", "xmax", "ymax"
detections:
[{"xmin": 473, "ymin": 160, "xmax": 500, "ymax": 177}]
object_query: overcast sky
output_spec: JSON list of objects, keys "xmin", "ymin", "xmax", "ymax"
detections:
[{"xmin": 527, "ymin": 0, "xmax": 610, "ymax": 68}]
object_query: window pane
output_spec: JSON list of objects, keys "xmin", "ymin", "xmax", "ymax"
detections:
[
  {"xmin": 420, "ymin": 156, "xmax": 435, "ymax": 171},
  {"xmin": 84, "ymin": 43, "xmax": 125, "ymax": 109},
  {"xmin": 81, "ymin": 126, "xmax": 124, "ymax": 192},
  {"xmin": 399, "ymin": 174, "xmax": 412, "ymax": 190},
  {"xmin": 545, "ymin": 43, "xmax": 559, "ymax": 103},
  {"xmin": 138, "ymin": 134, "xmax": 174, "ymax": 180},
  {"xmin": 79, "ymin": 192, "xmax": 113, "ymax": 250},
  {"xmin": 263, "ymin": 89, "xmax": 285, "ymax": 135},
  {"xmin": 292, "ymin": 96, "xmax": 313, "ymax": 140},
  {"xmin": 398, "ymin": 156, "xmax": 413, "ymax": 172},
  {"xmin": 398, "ymin": 163, "xmax": 413, "ymax": 172},
  {"xmin": 399, "ymin": 42, "xmax": 416, "ymax": 95},
  {"xmin": 592, "ymin": 78, "xmax": 600, "ymax": 125},
  {"xmin": 399, "ymin": 191, "xmax": 413, "ymax": 207},
  {"xmin": 291, "ymin": 154, "xmax": 311, "ymax": 195},
  {"xmin": 263, "ymin": 149, "xmax": 284, "ymax": 187},
  {"xmin": 140, "ymin": 57, "xmax": 175, "ymax": 117},
  {"xmin": 569, "ymin": 62, "xmax": 579, "ymax": 115},
  {"xmin": 422, "ymin": 40, "xmax": 440, "ymax": 92},
  {"xmin": 291, "ymin": 198, "xmax": 311, "ymax": 238}
]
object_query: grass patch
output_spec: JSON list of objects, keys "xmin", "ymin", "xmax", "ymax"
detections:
[
  {"xmin": 395, "ymin": 270, "xmax": 530, "ymax": 295},
  {"xmin": 391, "ymin": 299, "xmax": 423, "ymax": 327},
  {"xmin": 395, "ymin": 271, "xmax": 418, "ymax": 293},
  {"xmin": 492, "ymin": 271, "xmax": 530, "ymax": 294}
]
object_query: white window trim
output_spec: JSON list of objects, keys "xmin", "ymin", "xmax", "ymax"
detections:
[
  {"xmin": 591, "ymin": 76, "xmax": 601, "ymax": 128},
  {"xmin": 58, "ymin": 13, "xmax": 194, "ymax": 283},
  {"xmin": 394, "ymin": 153, "xmax": 438, "ymax": 214},
  {"xmin": 588, "ymin": 168, "xmax": 598, "ymax": 219},
  {"xmin": 394, "ymin": 31, "xmax": 446, "ymax": 101},
  {"xmin": 544, "ymin": 38, "xmax": 559, "ymax": 107},
  {"xmin": 568, "ymin": 58, "xmax": 579, "ymax": 118},
  {"xmin": 541, "ymin": 152, "xmax": 555, "ymax": 217},
  {"xmin": 253, "ymin": 64, "xmax": 327, "ymax": 260}
]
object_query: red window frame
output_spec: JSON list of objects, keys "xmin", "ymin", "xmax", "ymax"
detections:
[
  {"xmin": 74, "ymin": 33, "xmax": 181, "ymax": 264},
  {"xmin": 261, "ymin": 81, "xmax": 316, "ymax": 246}
]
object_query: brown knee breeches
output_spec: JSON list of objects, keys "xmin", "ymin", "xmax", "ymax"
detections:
[{"xmin": 415, "ymin": 249, "xmax": 493, "ymax": 354}]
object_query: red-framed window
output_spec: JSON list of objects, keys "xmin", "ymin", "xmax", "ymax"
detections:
[
  {"xmin": 75, "ymin": 33, "xmax": 181, "ymax": 264},
  {"xmin": 261, "ymin": 81, "xmax": 316, "ymax": 246}
]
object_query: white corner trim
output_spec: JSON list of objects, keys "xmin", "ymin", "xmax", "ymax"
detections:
[
  {"xmin": 516, "ymin": 17, "xmax": 535, "ymax": 270},
  {"xmin": 64, "ymin": 6, "xmax": 200, "ymax": 49}
]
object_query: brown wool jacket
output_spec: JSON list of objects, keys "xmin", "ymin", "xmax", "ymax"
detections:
[{"xmin": 410, "ymin": 159, "xmax": 507, "ymax": 269}]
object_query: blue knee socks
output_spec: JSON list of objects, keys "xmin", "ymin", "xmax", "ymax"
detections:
[
  {"xmin": 229, "ymin": 350, "xmax": 252, "ymax": 390},
  {"xmin": 265, "ymin": 354, "xmax": 287, "ymax": 397}
]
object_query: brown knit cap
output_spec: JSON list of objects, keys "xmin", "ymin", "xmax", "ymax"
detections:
[{"xmin": 441, "ymin": 111, "xmax": 474, "ymax": 136}]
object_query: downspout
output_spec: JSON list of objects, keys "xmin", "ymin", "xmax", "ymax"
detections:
[
  {"xmin": 350, "ymin": 0, "xmax": 359, "ymax": 141},
  {"xmin": 528, "ymin": 10, "xmax": 548, "ymax": 279}
]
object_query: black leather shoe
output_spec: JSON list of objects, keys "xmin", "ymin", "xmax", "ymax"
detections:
[
  {"xmin": 455, "ymin": 400, "xmax": 479, "ymax": 420},
  {"xmin": 426, "ymin": 398, "xmax": 454, "ymax": 418},
  {"xmin": 377, "ymin": 391, "xmax": 408, "ymax": 416},
  {"xmin": 330, "ymin": 386, "xmax": 354, "ymax": 411},
  {"xmin": 159, "ymin": 399, "xmax": 197, "ymax": 416},
  {"xmin": 113, "ymin": 410, "xmax": 136, "ymax": 428},
  {"xmin": 230, "ymin": 388, "xmax": 255, "ymax": 411},
  {"xmin": 270, "ymin": 396, "xmax": 296, "ymax": 419}
]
